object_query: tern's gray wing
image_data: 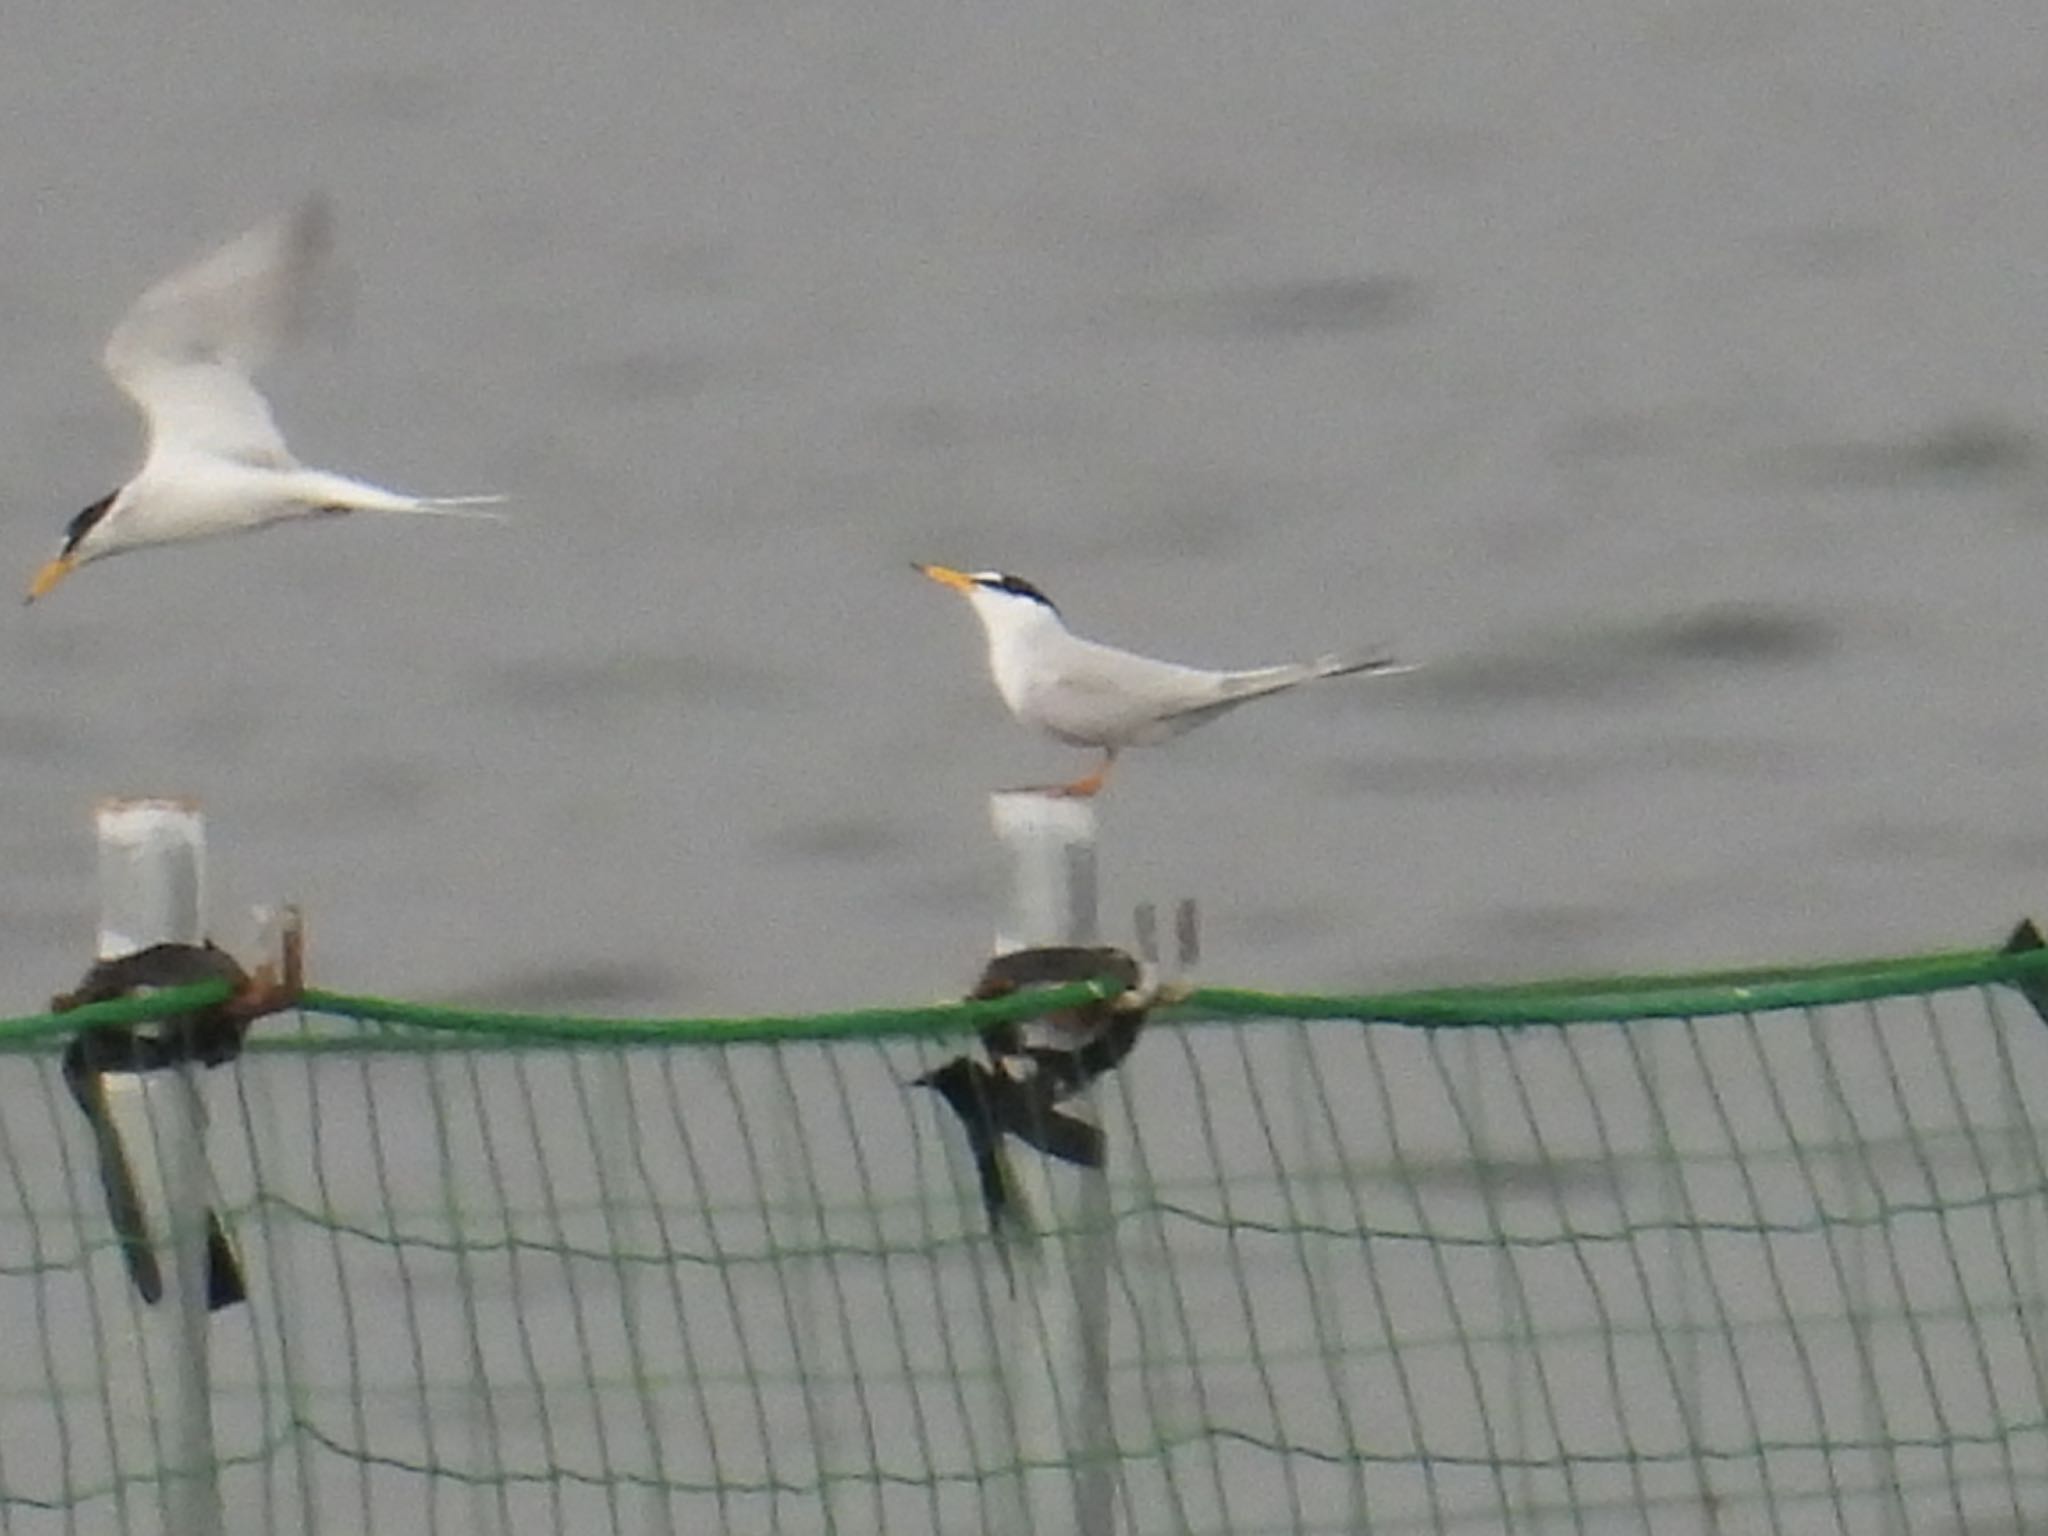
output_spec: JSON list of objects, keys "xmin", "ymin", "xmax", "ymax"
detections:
[
  {"xmin": 1038, "ymin": 640, "xmax": 1234, "ymax": 738},
  {"xmin": 1062, "ymin": 643, "xmax": 1227, "ymax": 706},
  {"xmin": 101, "ymin": 199, "xmax": 332, "ymax": 466},
  {"xmin": 1152, "ymin": 652, "xmax": 1410, "ymax": 726}
]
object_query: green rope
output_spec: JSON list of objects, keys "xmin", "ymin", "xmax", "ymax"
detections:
[
  {"xmin": 0, "ymin": 980, "xmax": 234, "ymax": 1047},
  {"xmin": 1186, "ymin": 944, "xmax": 2048, "ymax": 1026},
  {"xmin": 3, "ymin": 942, "xmax": 2047, "ymax": 1050},
  {"xmin": 0, "ymin": 978, "xmax": 1125, "ymax": 1052}
]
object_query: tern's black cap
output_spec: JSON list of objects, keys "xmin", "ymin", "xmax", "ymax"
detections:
[
  {"xmin": 976, "ymin": 572, "xmax": 1056, "ymax": 611},
  {"xmin": 61, "ymin": 490, "xmax": 119, "ymax": 557}
]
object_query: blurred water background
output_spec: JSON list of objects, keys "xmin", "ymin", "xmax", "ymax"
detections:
[
  {"xmin": 10, "ymin": 5, "xmax": 2048, "ymax": 1534},
  {"xmin": 3, "ymin": 0, "xmax": 2047, "ymax": 1011}
]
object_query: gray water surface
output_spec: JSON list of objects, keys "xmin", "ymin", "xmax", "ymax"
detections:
[
  {"xmin": 6, "ymin": 0, "xmax": 2048, "ymax": 1011},
  {"xmin": 8, "ymin": 6, "xmax": 2048, "ymax": 1535}
]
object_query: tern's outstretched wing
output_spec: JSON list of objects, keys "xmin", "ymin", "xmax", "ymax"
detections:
[{"xmin": 101, "ymin": 198, "xmax": 333, "ymax": 466}]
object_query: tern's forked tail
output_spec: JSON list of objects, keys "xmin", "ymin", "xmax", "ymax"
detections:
[
  {"xmin": 282, "ymin": 467, "xmax": 507, "ymax": 518},
  {"xmin": 1311, "ymin": 650, "xmax": 1414, "ymax": 681},
  {"xmin": 1210, "ymin": 649, "xmax": 1413, "ymax": 705},
  {"xmin": 398, "ymin": 494, "xmax": 509, "ymax": 519}
]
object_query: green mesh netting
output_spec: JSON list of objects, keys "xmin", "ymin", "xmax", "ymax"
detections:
[{"xmin": 4, "ymin": 953, "xmax": 2047, "ymax": 1535}]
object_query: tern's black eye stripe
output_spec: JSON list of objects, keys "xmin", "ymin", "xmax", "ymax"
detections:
[
  {"xmin": 977, "ymin": 573, "xmax": 1057, "ymax": 611},
  {"xmin": 62, "ymin": 491, "xmax": 119, "ymax": 556}
]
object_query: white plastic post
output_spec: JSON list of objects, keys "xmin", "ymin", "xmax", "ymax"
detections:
[
  {"xmin": 95, "ymin": 797, "xmax": 223, "ymax": 1536},
  {"xmin": 987, "ymin": 790, "xmax": 1116, "ymax": 1536}
]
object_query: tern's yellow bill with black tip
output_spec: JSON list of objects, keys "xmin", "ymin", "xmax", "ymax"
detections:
[
  {"xmin": 25, "ymin": 553, "xmax": 77, "ymax": 605},
  {"xmin": 914, "ymin": 563, "xmax": 977, "ymax": 594}
]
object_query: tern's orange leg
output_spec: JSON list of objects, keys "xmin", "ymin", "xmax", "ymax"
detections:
[
  {"xmin": 1000, "ymin": 752, "xmax": 1117, "ymax": 800},
  {"xmin": 1054, "ymin": 752, "xmax": 1116, "ymax": 799}
]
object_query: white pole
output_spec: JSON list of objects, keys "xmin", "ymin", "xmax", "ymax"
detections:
[
  {"xmin": 95, "ymin": 797, "xmax": 224, "ymax": 1536},
  {"xmin": 988, "ymin": 790, "xmax": 1116, "ymax": 1536}
]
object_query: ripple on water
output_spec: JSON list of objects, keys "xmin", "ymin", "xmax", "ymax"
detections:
[
  {"xmin": 757, "ymin": 817, "xmax": 906, "ymax": 864},
  {"xmin": 572, "ymin": 347, "xmax": 719, "ymax": 407},
  {"xmin": 450, "ymin": 960, "xmax": 689, "ymax": 1012},
  {"xmin": 1331, "ymin": 734, "xmax": 1803, "ymax": 799},
  {"xmin": 0, "ymin": 710, "xmax": 89, "ymax": 768},
  {"xmin": 1126, "ymin": 274, "xmax": 1426, "ymax": 339},
  {"xmin": 302, "ymin": 755, "xmax": 443, "ymax": 822},
  {"xmin": 1400, "ymin": 603, "xmax": 1838, "ymax": 709},
  {"xmin": 0, "ymin": 904, "xmax": 89, "ymax": 949},
  {"xmin": 1764, "ymin": 418, "xmax": 2036, "ymax": 488},
  {"xmin": 1223, "ymin": 275, "xmax": 1427, "ymax": 336},
  {"xmin": 477, "ymin": 650, "xmax": 797, "ymax": 717},
  {"xmin": 1639, "ymin": 604, "xmax": 1837, "ymax": 665}
]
